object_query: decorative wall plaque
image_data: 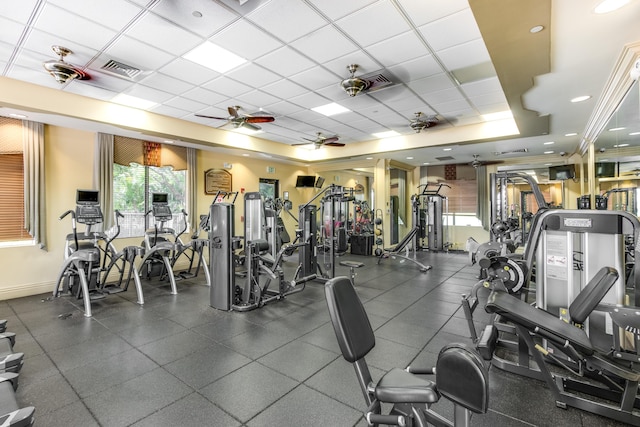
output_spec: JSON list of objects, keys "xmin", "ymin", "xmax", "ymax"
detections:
[{"xmin": 204, "ymin": 169, "xmax": 232, "ymax": 195}]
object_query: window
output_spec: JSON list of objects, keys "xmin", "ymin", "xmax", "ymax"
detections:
[
  {"xmin": 436, "ymin": 176, "xmax": 481, "ymax": 227},
  {"xmin": 113, "ymin": 137, "xmax": 187, "ymax": 238},
  {"xmin": 0, "ymin": 117, "xmax": 30, "ymax": 242}
]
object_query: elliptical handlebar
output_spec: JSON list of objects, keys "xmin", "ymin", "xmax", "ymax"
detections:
[{"xmin": 59, "ymin": 210, "xmax": 76, "ymax": 220}]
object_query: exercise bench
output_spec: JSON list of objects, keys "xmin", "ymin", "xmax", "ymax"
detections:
[{"xmin": 338, "ymin": 260, "xmax": 364, "ymax": 285}]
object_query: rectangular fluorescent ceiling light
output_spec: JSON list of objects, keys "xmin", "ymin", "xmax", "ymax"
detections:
[
  {"xmin": 234, "ymin": 127, "xmax": 262, "ymax": 135},
  {"xmin": 482, "ymin": 110, "xmax": 513, "ymax": 121},
  {"xmin": 111, "ymin": 93, "xmax": 157, "ymax": 109},
  {"xmin": 311, "ymin": 103, "xmax": 350, "ymax": 116},
  {"xmin": 372, "ymin": 130, "xmax": 400, "ymax": 138},
  {"xmin": 183, "ymin": 42, "xmax": 247, "ymax": 73}
]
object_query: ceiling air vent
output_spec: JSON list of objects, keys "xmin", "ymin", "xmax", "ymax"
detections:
[
  {"xmin": 494, "ymin": 148, "xmax": 528, "ymax": 156},
  {"xmin": 435, "ymin": 156, "xmax": 455, "ymax": 161},
  {"xmin": 359, "ymin": 70, "xmax": 396, "ymax": 92},
  {"xmin": 100, "ymin": 59, "xmax": 142, "ymax": 80}
]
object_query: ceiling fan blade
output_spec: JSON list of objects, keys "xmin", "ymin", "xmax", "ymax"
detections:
[
  {"xmin": 323, "ymin": 136, "xmax": 340, "ymax": 144},
  {"xmin": 292, "ymin": 142, "xmax": 314, "ymax": 146},
  {"xmin": 245, "ymin": 116, "xmax": 275, "ymax": 124},
  {"xmin": 195, "ymin": 114, "xmax": 228, "ymax": 120},
  {"xmin": 241, "ymin": 121, "xmax": 261, "ymax": 131},
  {"xmin": 324, "ymin": 142, "xmax": 345, "ymax": 147}
]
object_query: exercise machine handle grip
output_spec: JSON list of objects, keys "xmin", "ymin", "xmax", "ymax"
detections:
[
  {"xmin": 59, "ymin": 210, "xmax": 75, "ymax": 220},
  {"xmin": 115, "ymin": 210, "xmax": 124, "ymax": 218},
  {"xmin": 293, "ymin": 274, "xmax": 316, "ymax": 286}
]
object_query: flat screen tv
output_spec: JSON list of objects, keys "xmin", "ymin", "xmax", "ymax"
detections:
[
  {"xmin": 315, "ymin": 176, "xmax": 325, "ymax": 188},
  {"xmin": 595, "ymin": 162, "xmax": 617, "ymax": 178},
  {"xmin": 76, "ymin": 189, "xmax": 99, "ymax": 204},
  {"xmin": 295, "ymin": 175, "xmax": 316, "ymax": 188},
  {"xmin": 152, "ymin": 193, "xmax": 168, "ymax": 204},
  {"xmin": 549, "ymin": 165, "xmax": 576, "ymax": 180}
]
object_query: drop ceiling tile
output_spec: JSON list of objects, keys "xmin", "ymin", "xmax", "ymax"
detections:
[
  {"xmin": 160, "ymin": 57, "xmax": 219, "ymax": 85},
  {"xmin": 418, "ymin": 8, "xmax": 481, "ymax": 52},
  {"xmin": 182, "ymin": 87, "xmax": 228, "ymax": 105},
  {"xmin": 164, "ymin": 96, "xmax": 209, "ymax": 112},
  {"xmin": 33, "ymin": 4, "xmax": 117, "ymax": 49},
  {"xmin": 226, "ymin": 63, "xmax": 281, "ymax": 88},
  {"xmin": 6, "ymin": 64, "xmax": 60, "ymax": 89},
  {"xmin": 203, "ymin": 76, "xmax": 253, "ymax": 98},
  {"xmin": 209, "ymin": 19, "xmax": 282, "ymax": 60},
  {"xmin": 124, "ymin": 84, "xmax": 174, "ymax": 103},
  {"xmin": 151, "ymin": 0, "xmax": 239, "ymax": 38},
  {"xmin": 372, "ymin": 89, "xmax": 427, "ymax": 112},
  {"xmin": 470, "ymin": 91, "xmax": 508, "ymax": 107},
  {"xmin": 432, "ymin": 98, "xmax": 473, "ymax": 115},
  {"xmin": 476, "ymin": 102, "xmax": 511, "ymax": 115},
  {"xmin": 364, "ymin": 31, "xmax": 428, "ymax": 68},
  {"xmin": 306, "ymin": 0, "xmax": 377, "ymax": 20},
  {"xmin": 255, "ymin": 46, "xmax": 316, "ymax": 78},
  {"xmin": 82, "ymin": 70, "xmax": 136, "ymax": 92},
  {"xmin": 396, "ymin": 0, "xmax": 469, "ymax": 27},
  {"xmin": 336, "ymin": 0, "xmax": 411, "ymax": 47},
  {"xmin": 387, "ymin": 55, "xmax": 443, "ymax": 82},
  {"xmin": 461, "ymin": 76, "xmax": 503, "ymax": 97},
  {"xmin": 64, "ymin": 80, "xmax": 118, "ymax": 101},
  {"xmin": 246, "ymin": 1, "xmax": 327, "ymax": 43},
  {"xmin": 107, "ymin": 35, "xmax": 174, "ymax": 70},
  {"xmin": 21, "ymin": 30, "xmax": 97, "ymax": 67},
  {"xmin": 150, "ymin": 104, "xmax": 191, "ymax": 119},
  {"xmin": 261, "ymin": 79, "xmax": 308, "ymax": 99},
  {"xmin": 127, "ymin": 13, "xmax": 202, "ymax": 56},
  {"xmin": 436, "ymin": 39, "xmax": 491, "ymax": 71},
  {"xmin": 289, "ymin": 91, "xmax": 331, "ymax": 109},
  {"xmin": 425, "ymin": 87, "xmax": 465, "ymax": 105},
  {"xmin": 235, "ymin": 89, "xmax": 280, "ymax": 108},
  {"xmin": 262, "ymin": 100, "xmax": 305, "ymax": 117},
  {"xmin": 48, "ymin": 0, "xmax": 142, "ymax": 31},
  {"xmin": 289, "ymin": 25, "xmax": 358, "ymax": 64},
  {"xmin": 139, "ymin": 73, "xmax": 195, "ymax": 95},
  {"xmin": 407, "ymin": 73, "xmax": 456, "ymax": 95},
  {"xmin": 289, "ymin": 67, "xmax": 340, "ymax": 91},
  {"xmin": 0, "ymin": 17, "xmax": 26, "ymax": 47},
  {"xmin": 323, "ymin": 53, "xmax": 379, "ymax": 80},
  {"xmin": 1, "ymin": 0, "xmax": 39, "ymax": 24}
]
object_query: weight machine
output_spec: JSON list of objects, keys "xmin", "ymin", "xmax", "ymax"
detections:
[{"xmin": 413, "ymin": 183, "xmax": 450, "ymax": 251}]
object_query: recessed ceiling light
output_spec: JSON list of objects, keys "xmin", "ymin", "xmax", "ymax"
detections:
[
  {"xmin": 565, "ymin": 132, "xmax": 578, "ymax": 137},
  {"xmin": 608, "ymin": 127, "xmax": 626, "ymax": 131},
  {"xmin": 614, "ymin": 143, "xmax": 629, "ymax": 147},
  {"xmin": 312, "ymin": 102, "xmax": 350, "ymax": 116},
  {"xmin": 372, "ymin": 130, "xmax": 400, "ymax": 138},
  {"xmin": 242, "ymin": 153, "xmax": 250, "ymax": 157},
  {"xmin": 544, "ymin": 150, "xmax": 554, "ymax": 154},
  {"xmin": 530, "ymin": 25, "xmax": 544, "ymax": 33},
  {"xmin": 443, "ymin": 148, "xmax": 452, "ymax": 151},
  {"xmin": 629, "ymin": 131, "xmax": 640, "ymax": 136},
  {"xmin": 192, "ymin": 11, "xmax": 203, "ymax": 18},
  {"xmin": 543, "ymin": 141, "xmax": 555, "ymax": 145},
  {"xmin": 163, "ymin": 140, "xmax": 174, "ymax": 144},
  {"xmin": 183, "ymin": 41, "xmax": 247, "ymax": 73},
  {"xmin": 406, "ymin": 157, "xmax": 414, "ymax": 160},
  {"xmin": 365, "ymin": 157, "xmax": 373, "ymax": 160},
  {"xmin": 423, "ymin": 162, "xmax": 430, "ymax": 165},
  {"xmin": 544, "ymin": 163, "xmax": 552, "ymax": 166},
  {"xmin": 8, "ymin": 113, "xmax": 27, "ymax": 119},
  {"xmin": 481, "ymin": 110, "xmax": 513, "ymax": 121},
  {"xmin": 594, "ymin": 0, "xmax": 630, "ymax": 14},
  {"xmin": 570, "ymin": 95, "xmax": 591, "ymax": 103},
  {"xmin": 111, "ymin": 93, "xmax": 157, "ymax": 109}
]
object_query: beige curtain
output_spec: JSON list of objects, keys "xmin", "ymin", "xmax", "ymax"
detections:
[
  {"xmin": 187, "ymin": 147, "xmax": 197, "ymax": 232},
  {"xmin": 94, "ymin": 133, "xmax": 114, "ymax": 229},
  {"xmin": 476, "ymin": 165, "xmax": 489, "ymax": 230},
  {"xmin": 22, "ymin": 120, "xmax": 46, "ymax": 250}
]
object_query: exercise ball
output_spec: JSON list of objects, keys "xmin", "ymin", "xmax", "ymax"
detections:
[
  {"xmin": 374, "ymin": 217, "xmax": 382, "ymax": 225},
  {"xmin": 374, "ymin": 248, "xmax": 383, "ymax": 256},
  {"xmin": 375, "ymin": 228, "xmax": 382, "ymax": 236}
]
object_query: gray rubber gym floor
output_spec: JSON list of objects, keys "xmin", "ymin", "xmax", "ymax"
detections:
[{"xmin": 2, "ymin": 251, "xmax": 631, "ymax": 426}]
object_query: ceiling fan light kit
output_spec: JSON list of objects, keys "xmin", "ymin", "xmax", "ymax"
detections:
[
  {"xmin": 42, "ymin": 45, "xmax": 89, "ymax": 84},
  {"xmin": 341, "ymin": 64, "xmax": 370, "ymax": 97},
  {"xmin": 409, "ymin": 112, "xmax": 439, "ymax": 133}
]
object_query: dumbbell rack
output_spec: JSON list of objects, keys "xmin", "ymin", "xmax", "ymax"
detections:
[{"xmin": 374, "ymin": 208, "xmax": 384, "ymax": 257}]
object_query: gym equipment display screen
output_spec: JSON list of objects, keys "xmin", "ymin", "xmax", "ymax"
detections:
[
  {"xmin": 76, "ymin": 189, "xmax": 99, "ymax": 204},
  {"xmin": 152, "ymin": 193, "xmax": 168, "ymax": 204}
]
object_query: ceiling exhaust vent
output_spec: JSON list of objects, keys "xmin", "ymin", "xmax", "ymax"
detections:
[
  {"xmin": 494, "ymin": 148, "xmax": 528, "ymax": 156},
  {"xmin": 100, "ymin": 59, "xmax": 142, "ymax": 80},
  {"xmin": 359, "ymin": 70, "xmax": 396, "ymax": 92},
  {"xmin": 435, "ymin": 156, "xmax": 455, "ymax": 161}
]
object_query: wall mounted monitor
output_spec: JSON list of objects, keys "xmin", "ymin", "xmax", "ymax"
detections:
[
  {"xmin": 315, "ymin": 176, "xmax": 325, "ymax": 188},
  {"xmin": 548, "ymin": 164, "xmax": 576, "ymax": 180},
  {"xmin": 595, "ymin": 162, "xmax": 617, "ymax": 178},
  {"xmin": 295, "ymin": 175, "xmax": 316, "ymax": 187}
]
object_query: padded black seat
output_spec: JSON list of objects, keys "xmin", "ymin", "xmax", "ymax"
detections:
[
  {"xmin": 376, "ymin": 368, "xmax": 438, "ymax": 404},
  {"xmin": 325, "ymin": 276, "xmax": 488, "ymax": 425},
  {"xmin": 486, "ymin": 266, "xmax": 619, "ymax": 357}
]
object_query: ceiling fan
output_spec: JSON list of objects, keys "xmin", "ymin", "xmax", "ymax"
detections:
[
  {"xmin": 409, "ymin": 112, "xmax": 439, "ymax": 133},
  {"xmin": 292, "ymin": 132, "xmax": 344, "ymax": 149},
  {"xmin": 469, "ymin": 154, "xmax": 503, "ymax": 168},
  {"xmin": 195, "ymin": 106, "xmax": 275, "ymax": 131},
  {"xmin": 42, "ymin": 45, "xmax": 90, "ymax": 84}
]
